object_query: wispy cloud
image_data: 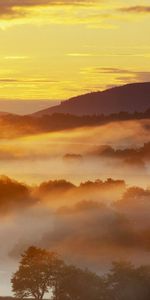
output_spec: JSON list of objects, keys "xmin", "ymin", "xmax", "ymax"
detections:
[
  {"xmin": 99, "ymin": 68, "xmax": 150, "ymax": 83},
  {"xmin": 0, "ymin": 77, "xmax": 57, "ymax": 84},
  {"xmin": 0, "ymin": 0, "xmax": 116, "ymax": 29},
  {"xmin": 119, "ymin": 6, "xmax": 150, "ymax": 14},
  {"xmin": 82, "ymin": 67, "xmax": 150, "ymax": 86},
  {"xmin": 0, "ymin": 0, "xmax": 98, "ymax": 19},
  {"xmin": 0, "ymin": 1, "xmax": 150, "ymax": 28},
  {"xmin": 67, "ymin": 53, "xmax": 93, "ymax": 57},
  {"xmin": 4, "ymin": 56, "xmax": 29, "ymax": 60}
]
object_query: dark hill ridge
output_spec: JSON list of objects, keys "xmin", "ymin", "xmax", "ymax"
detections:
[{"xmin": 33, "ymin": 82, "xmax": 150, "ymax": 117}]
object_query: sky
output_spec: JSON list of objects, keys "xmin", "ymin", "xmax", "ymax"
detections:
[{"xmin": 0, "ymin": 0, "xmax": 150, "ymax": 113}]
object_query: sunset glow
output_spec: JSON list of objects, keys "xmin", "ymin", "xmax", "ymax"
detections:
[{"xmin": 0, "ymin": 0, "xmax": 150, "ymax": 102}]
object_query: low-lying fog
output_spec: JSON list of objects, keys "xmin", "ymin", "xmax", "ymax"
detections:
[
  {"xmin": 0, "ymin": 119, "xmax": 150, "ymax": 187},
  {"xmin": 0, "ymin": 119, "xmax": 150, "ymax": 294},
  {"xmin": 0, "ymin": 176, "xmax": 150, "ymax": 294}
]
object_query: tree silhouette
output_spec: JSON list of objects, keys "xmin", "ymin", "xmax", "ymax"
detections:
[
  {"xmin": 52, "ymin": 264, "xmax": 107, "ymax": 300},
  {"xmin": 11, "ymin": 246, "xmax": 63, "ymax": 300},
  {"xmin": 12, "ymin": 247, "xmax": 150, "ymax": 300},
  {"xmin": 106, "ymin": 261, "xmax": 150, "ymax": 300}
]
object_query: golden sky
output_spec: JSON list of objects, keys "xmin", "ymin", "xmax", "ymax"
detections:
[{"xmin": 0, "ymin": 0, "xmax": 150, "ymax": 101}]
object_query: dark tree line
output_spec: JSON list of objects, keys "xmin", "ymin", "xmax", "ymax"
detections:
[
  {"xmin": 12, "ymin": 247, "xmax": 150, "ymax": 300},
  {"xmin": 1, "ymin": 108, "xmax": 150, "ymax": 138}
]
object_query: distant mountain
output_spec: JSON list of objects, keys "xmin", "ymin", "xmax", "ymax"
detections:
[{"xmin": 33, "ymin": 82, "xmax": 150, "ymax": 117}]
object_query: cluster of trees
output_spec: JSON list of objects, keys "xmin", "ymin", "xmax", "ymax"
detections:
[{"xmin": 12, "ymin": 246, "xmax": 150, "ymax": 300}]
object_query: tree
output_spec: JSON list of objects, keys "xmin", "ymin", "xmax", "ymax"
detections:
[
  {"xmin": 53, "ymin": 264, "xmax": 107, "ymax": 300},
  {"xmin": 11, "ymin": 246, "xmax": 63, "ymax": 300},
  {"xmin": 106, "ymin": 261, "xmax": 150, "ymax": 300},
  {"xmin": 12, "ymin": 247, "xmax": 150, "ymax": 300}
]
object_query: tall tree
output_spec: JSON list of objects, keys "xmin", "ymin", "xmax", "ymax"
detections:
[{"xmin": 11, "ymin": 246, "xmax": 63, "ymax": 300}]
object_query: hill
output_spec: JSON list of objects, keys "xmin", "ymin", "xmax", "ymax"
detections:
[{"xmin": 33, "ymin": 82, "xmax": 150, "ymax": 117}]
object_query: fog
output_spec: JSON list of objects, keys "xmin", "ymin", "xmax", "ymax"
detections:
[
  {"xmin": 0, "ymin": 176, "xmax": 150, "ymax": 294},
  {"xmin": 0, "ymin": 119, "xmax": 150, "ymax": 187},
  {"xmin": 0, "ymin": 119, "xmax": 150, "ymax": 294}
]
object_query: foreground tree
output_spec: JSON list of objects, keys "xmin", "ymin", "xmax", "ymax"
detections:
[
  {"xmin": 11, "ymin": 246, "xmax": 64, "ymax": 300},
  {"xmin": 12, "ymin": 247, "xmax": 150, "ymax": 300}
]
